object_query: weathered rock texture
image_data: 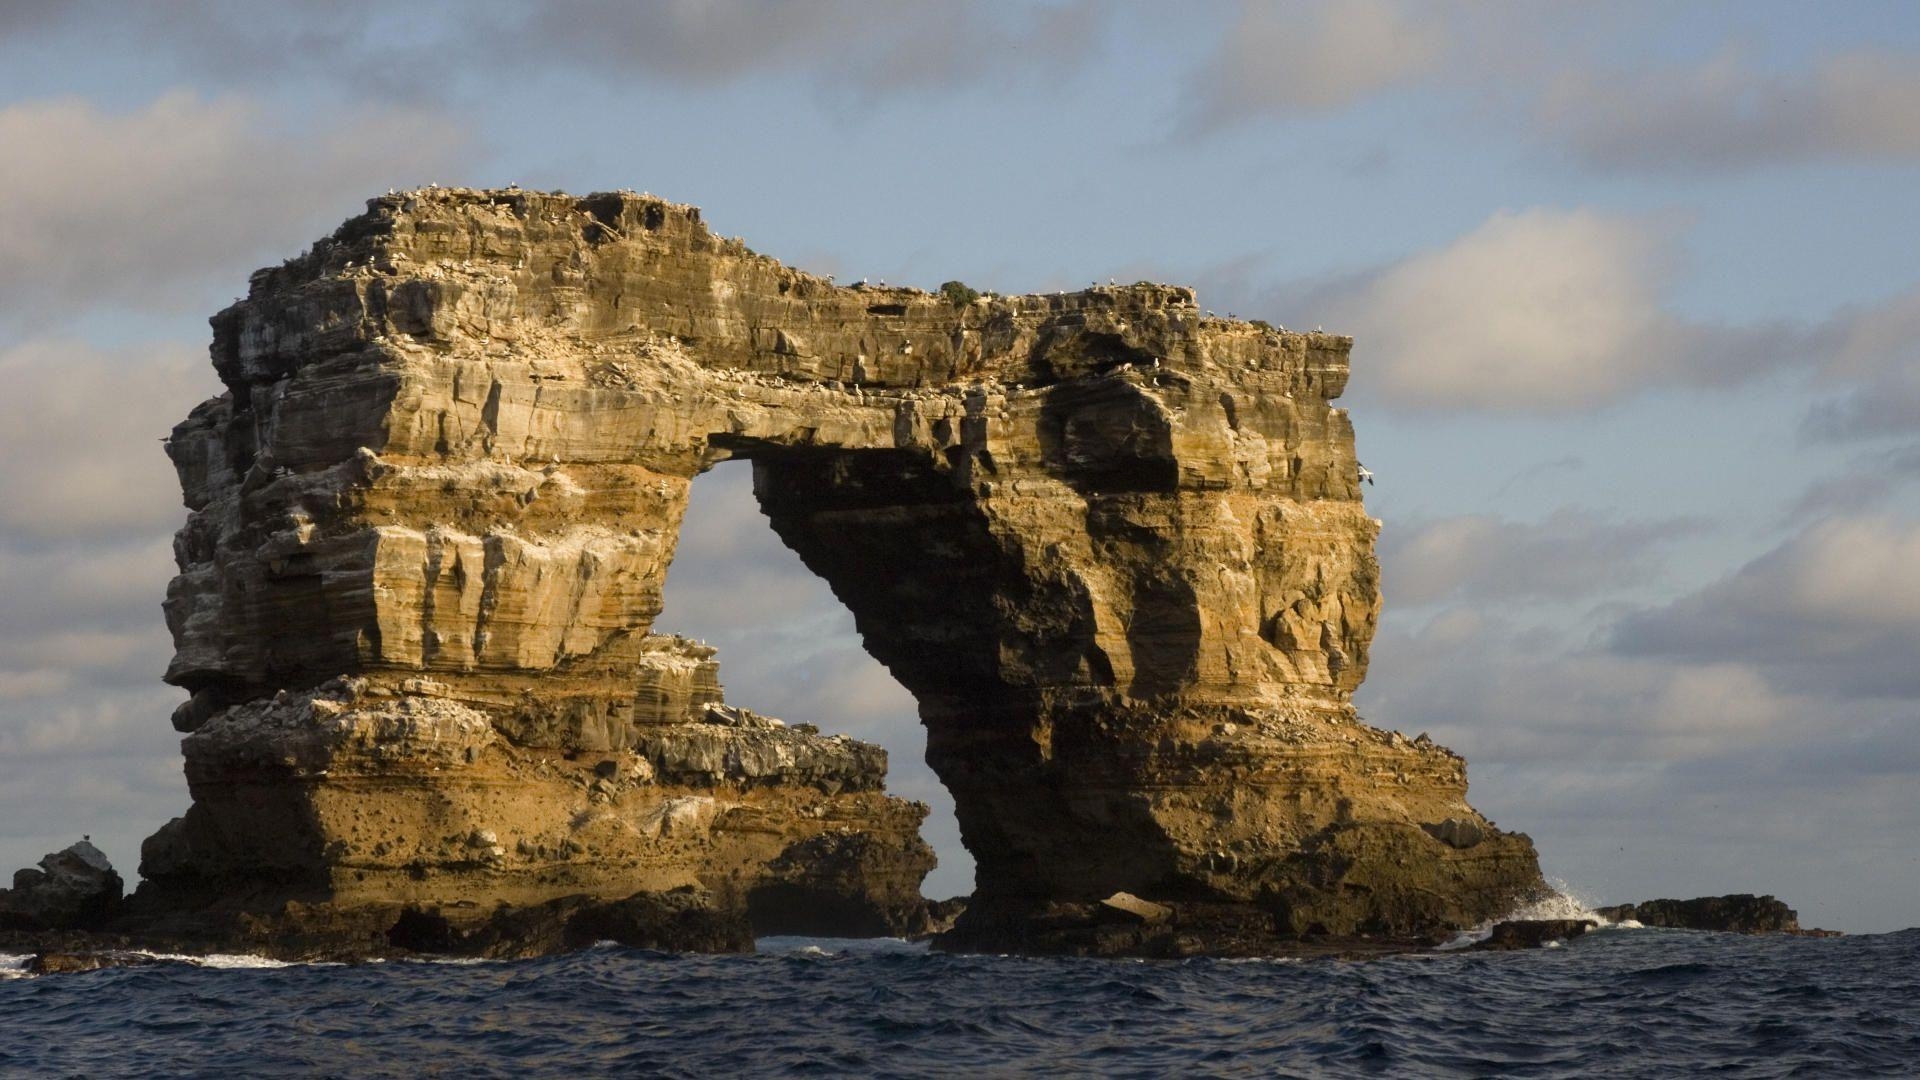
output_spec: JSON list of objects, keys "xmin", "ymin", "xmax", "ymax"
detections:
[
  {"xmin": 0, "ymin": 841, "xmax": 123, "ymax": 931},
  {"xmin": 145, "ymin": 186, "xmax": 1542, "ymax": 954},
  {"xmin": 1596, "ymin": 895, "xmax": 1827, "ymax": 936}
]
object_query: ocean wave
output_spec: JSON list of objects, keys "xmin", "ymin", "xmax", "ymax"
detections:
[
  {"xmin": 1437, "ymin": 880, "xmax": 1640, "ymax": 949},
  {"xmin": 0, "ymin": 930, "xmax": 1905, "ymax": 1075}
]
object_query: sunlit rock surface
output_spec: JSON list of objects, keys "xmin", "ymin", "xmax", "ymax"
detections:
[{"xmin": 144, "ymin": 187, "xmax": 1542, "ymax": 954}]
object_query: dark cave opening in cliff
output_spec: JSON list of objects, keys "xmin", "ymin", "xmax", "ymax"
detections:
[{"xmin": 658, "ymin": 459, "xmax": 974, "ymax": 901}]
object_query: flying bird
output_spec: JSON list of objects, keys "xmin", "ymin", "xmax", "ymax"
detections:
[{"xmin": 1357, "ymin": 463, "xmax": 1375, "ymax": 486}]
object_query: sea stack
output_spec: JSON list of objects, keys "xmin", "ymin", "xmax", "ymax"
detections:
[{"xmin": 140, "ymin": 187, "xmax": 1544, "ymax": 955}]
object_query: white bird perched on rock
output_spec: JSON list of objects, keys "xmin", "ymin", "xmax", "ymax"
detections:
[{"xmin": 1357, "ymin": 463, "xmax": 1375, "ymax": 486}]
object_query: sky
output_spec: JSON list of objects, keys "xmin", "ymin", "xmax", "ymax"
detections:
[{"xmin": 1, "ymin": 0, "xmax": 1917, "ymax": 931}]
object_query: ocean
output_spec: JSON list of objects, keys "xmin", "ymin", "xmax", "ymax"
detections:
[{"xmin": 3, "ymin": 921, "xmax": 1916, "ymax": 1077}]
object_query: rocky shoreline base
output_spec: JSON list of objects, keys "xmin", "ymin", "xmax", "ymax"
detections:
[{"xmin": 2, "ymin": 840, "xmax": 1836, "ymax": 974}]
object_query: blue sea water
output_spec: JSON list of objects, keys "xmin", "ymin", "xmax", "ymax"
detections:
[{"xmin": 3, "ymin": 925, "xmax": 1917, "ymax": 1078}]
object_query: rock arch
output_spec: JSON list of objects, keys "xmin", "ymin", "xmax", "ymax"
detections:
[{"xmin": 143, "ymin": 188, "xmax": 1541, "ymax": 953}]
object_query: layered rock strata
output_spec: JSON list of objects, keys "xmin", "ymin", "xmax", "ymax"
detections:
[{"xmin": 144, "ymin": 186, "xmax": 1542, "ymax": 954}]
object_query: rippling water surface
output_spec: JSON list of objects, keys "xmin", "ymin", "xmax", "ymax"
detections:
[{"xmin": 3, "ymin": 926, "xmax": 1916, "ymax": 1077}]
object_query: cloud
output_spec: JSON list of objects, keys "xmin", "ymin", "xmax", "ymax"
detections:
[
  {"xmin": 1612, "ymin": 514, "xmax": 1920, "ymax": 698},
  {"xmin": 1800, "ymin": 287, "xmax": 1920, "ymax": 442},
  {"xmin": 1182, "ymin": 0, "xmax": 1446, "ymax": 128},
  {"xmin": 0, "ymin": 339, "xmax": 215, "ymax": 544},
  {"xmin": 0, "ymin": 91, "xmax": 470, "ymax": 326},
  {"xmin": 1780, "ymin": 445, "xmax": 1920, "ymax": 524},
  {"xmin": 0, "ymin": 334, "xmax": 221, "ymax": 880},
  {"xmin": 1379, "ymin": 508, "xmax": 1702, "ymax": 608},
  {"xmin": 1361, "ymin": 609, "xmax": 1803, "ymax": 766},
  {"xmin": 14, "ymin": 2, "xmax": 1112, "ymax": 104},
  {"xmin": 1289, "ymin": 208, "xmax": 1799, "ymax": 411},
  {"xmin": 1357, "ymin": 586, "xmax": 1920, "ymax": 929},
  {"xmin": 1252, "ymin": 212, "xmax": 1916, "ymax": 416},
  {"xmin": 1543, "ymin": 48, "xmax": 1920, "ymax": 172},
  {"xmin": 480, "ymin": 0, "xmax": 1109, "ymax": 97}
]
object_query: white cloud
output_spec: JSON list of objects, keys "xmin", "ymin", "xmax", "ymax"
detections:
[
  {"xmin": 1379, "ymin": 508, "xmax": 1701, "ymax": 608},
  {"xmin": 1300, "ymin": 208, "xmax": 1797, "ymax": 411},
  {"xmin": 1183, "ymin": 0, "xmax": 1446, "ymax": 127},
  {"xmin": 1543, "ymin": 48, "xmax": 1920, "ymax": 172},
  {"xmin": 1613, "ymin": 514, "xmax": 1920, "ymax": 698},
  {"xmin": 0, "ymin": 91, "xmax": 470, "ymax": 325}
]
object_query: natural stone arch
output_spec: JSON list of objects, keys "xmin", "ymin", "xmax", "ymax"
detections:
[{"xmin": 143, "ymin": 188, "xmax": 1542, "ymax": 953}]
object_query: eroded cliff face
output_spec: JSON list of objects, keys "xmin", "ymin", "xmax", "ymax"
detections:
[{"xmin": 146, "ymin": 187, "xmax": 1541, "ymax": 953}]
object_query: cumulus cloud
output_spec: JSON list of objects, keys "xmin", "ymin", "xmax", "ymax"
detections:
[
  {"xmin": 1543, "ymin": 48, "xmax": 1920, "ymax": 172},
  {"xmin": 1291, "ymin": 208, "xmax": 1799, "ymax": 411},
  {"xmin": 1182, "ymin": 0, "xmax": 1446, "ymax": 127},
  {"xmin": 1612, "ymin": 514, "xmax": 1920, "ymax": 699},
  {"xmin": 0, "ymin": 92, "xmax": 470, "ymax": 326},
  {"xmin": 1264, "ymin": 208, "xmax": 1919, "ymax": 415},
  {"xmin": 1379, "ymin": 508, "xmax": 1702, "ymax": 608}
]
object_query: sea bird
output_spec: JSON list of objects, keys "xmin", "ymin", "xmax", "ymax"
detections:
[{"xmin": 1357, "ymin": 463, "xmax": 1375, "ymax": 486}]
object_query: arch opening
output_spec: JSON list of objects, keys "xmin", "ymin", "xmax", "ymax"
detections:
[{"xmin": 660, "ymin": 459, "xmax": 975, "ymax": 904}]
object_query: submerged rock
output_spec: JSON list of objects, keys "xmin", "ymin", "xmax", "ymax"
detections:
[
  {"xmin": 1470, "ymin": 919, "xmax": 1596, "ymax": 951},
  {"xmin": 385, "ymin": 886, "xmax": 753, "ymax": 958},
  {"xmin": 26, "ymin": 950, "xmax": 169, "ymax": 975}
]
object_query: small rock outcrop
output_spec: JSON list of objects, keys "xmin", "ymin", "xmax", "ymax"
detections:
[
  {"xmin": 120, "ymin": 186, "xmax": 1542, "ymax": 957},
  {"xmin": 0, "ymin": 842, "xmax": 123, "ymax": 931},
  {"xmin": 1470, "ymin": 918, "xmax": 1596, "ymax": 951},
  {"xmin": 1596, "ymin": 895, "xmax": 1827, "ymax": 935}
]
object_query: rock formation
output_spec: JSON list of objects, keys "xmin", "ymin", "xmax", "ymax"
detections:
[
  {"xmin": 1596, "ymin": 895, "xmax": 1834, "ymax": 936},
  {"xmin": 136, "ymin": 186, "xmax": 1542, "ymax": 955},
  {"xmin": 0, "ymin": 841, "xmax": 123, "ymax": 931}
]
